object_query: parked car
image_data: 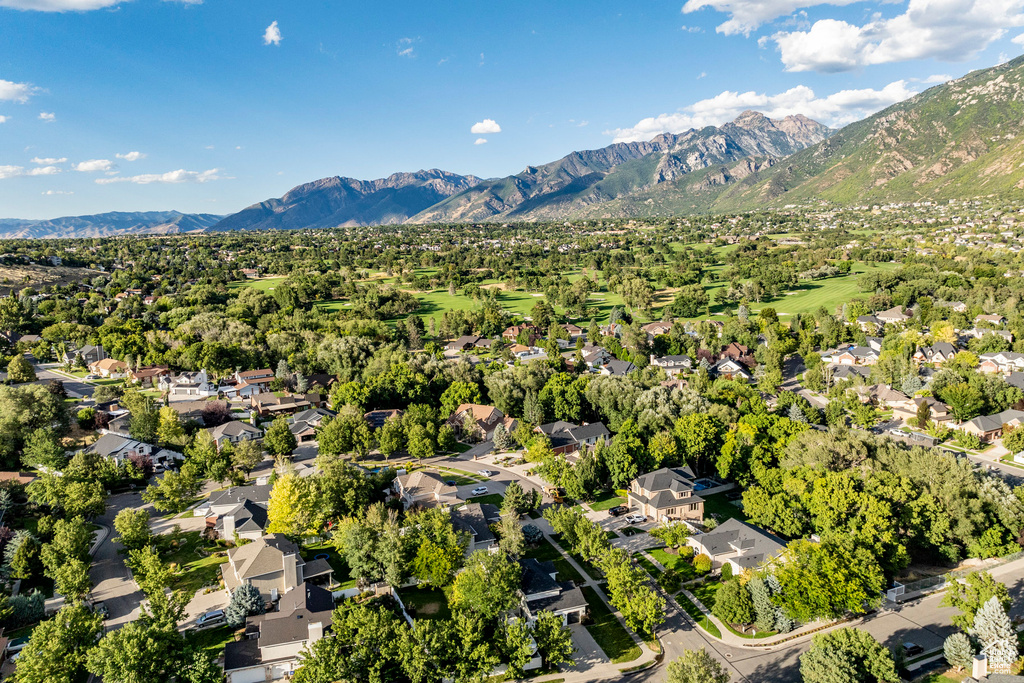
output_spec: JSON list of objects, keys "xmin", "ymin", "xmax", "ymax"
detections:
[
  {"xmin": 478, "ymin": 470, "xmax": 494, "ymax": 477},
  {"xmin": 91, "ymin": 601, "xmax": 108, "ymax": 619},
  {"xmin": 445, "ymin": 480, "xmax": 457, "ymax": 486},
  {"xmin": 84, "ymin": 374, "xmax": 99, "ymax": 380},
  {"xmin": 470, "ymin": 486, "xmax": 488, "ymax": 496},
  {"xmin": 624, "ymin": 513, "xmax": 646, "ymax": 524},
  {"xmin": 195, "ymin": 609, "xmax": 226, "ymax": 628},
  {"xmin": 608, "ymin": 505, "xmax": 629, "ymax": 517},
  {"xmin": 902, "ymin": 642, "xmax": 924, "ymax": 657},
  {"xmin": 6, "ymin": 638, "xmax": 28, "ymax": 655}
]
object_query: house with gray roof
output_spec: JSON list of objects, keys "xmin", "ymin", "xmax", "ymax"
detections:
[
  {"xmin": 223, "ymin": 582, "xmax": 334, "ymax": 683},
  {"xmin": 220, "ymin": 534, "xmax": 333, "ymax": 601},
  {"xmin": 688, "ymin": 517, "xmax": 785, "ymax": 573},
  {"xmin": 649, "ymin": 354, "xmax": 692, "ymax": 378},
  {"xmin": 394, "ymin": 471, "xmax": 459, "ymax": 509},
  {"xmin": 536, "ymin": 421, "xmax": 611, "ymax": 455},
  {"xmin": 518, "ymin": 558, "xmax": 587, "ymax": 626},
  {"xmin": 959, "ymin": 409, "xmax": 1024, "ymax": 443},
  {"xmin": 197, "ymin": 484, "xmax": 273, "ymax": 518},
  {"xmin": 82, "ymin": 433, "xmax": 153, "ymax": 467},
  {"xmin": 213, "ymin": 499, "xmax": 269, "ymax": 542},
  {"xmin": 626, "ymin": 466, "xmax": 703, "ymax": 523},
  {"xmin": 207, "ymin": 420, "xmax": 263, "ymax": 450},
  {"xmin": 451, "ymin": 503, "xmax": 500, "ymax": 554}
]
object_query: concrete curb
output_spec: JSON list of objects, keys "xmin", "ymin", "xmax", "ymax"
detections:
[{"xmin": 90, "ymin": 523, "xmax": 111, "ymax": 557}]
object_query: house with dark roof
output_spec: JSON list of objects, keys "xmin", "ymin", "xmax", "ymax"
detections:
[
  {"xmin": 687, "ymin": 518, "xmax": 785, "ymax": 573},
  {"xmin": 364, "ymin": 408, "xmax": 403, "ymax": 430},
  {"xmin": 829, "ymin": 363, "xmax": 872, "ymax": 381},
  {"xmin": 288, "ymin": 408, "xmax": 334, "ymax": 443},
  {"xmin": 212, "ymin": 499, "xmax": 269, "ymax": 542},
  {"xmin": 518, "ymin": 558, "xmax": 587, "ymax": 625},
  {"xmin": 1007, "ymin": 372, "xmax": 1024, "ymax": 391},
  {"xmin": 913, "ymin": 342, "xmax": 959, "ymax": 364},
  {"xmin": 626, "ymin": 466, "xmax": 703, "ymax": 522},
  {"xmin": 892, "ymin": 396, "xmax": 952, "ymax": 424},
  {"xmin": 223, "ymin": 582, "xmax": 334, "ymax": 683},
  {"xmin": 207, "ymin": 420, "xmax": 263, "ymax": 450},
  {"xmin": 451, "ymin": 503, "xmax": 500, "ymax": 554},
  {"xmin": 61, "ymin": 344, "xmax": 105, "ymax": 366},
  {"xmin": 856, "ymin": 314, "xmax": 883, "ymax": 332},
  {"xmin": 959, "ymin": 409, "xmax": 1024, "ymax": 443},
  {"xmin": 599, "ymin": 359, "xmax": 637, "ymax": 377},
  {"xmin": 250, "ymin": 392, "xmax": 323, "ymax": 417},
  {"xmin": 649, "ymin": 354, "xmax": 692, "ymax": 378},
  {"xmin": 197, "ymin": 484, "xmax": 273, "ymax": 518},
  {"xmin": 535, "ymin": 421, "xmax": 610, "ymax": 455},
  {"xmin": 835, "ymin": 346, "xmax": 880, "ymax": 366}
]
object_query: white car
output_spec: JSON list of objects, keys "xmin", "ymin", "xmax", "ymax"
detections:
[
  {"xmin": 478, "ymin": 470, "xmax": 494, "ymax": 477},
  {"xmin": 470, "ymin": 486, "xmax": 489, "ymax": 496},
  {"xmin": 624, "ymin": 513, "xmax": 646, "ymax": 525}
]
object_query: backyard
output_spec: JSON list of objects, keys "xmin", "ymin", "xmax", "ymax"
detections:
[
  {"xmin": 580, "ymin": 585, "xmax": 641, "ymax": 664},
  {"xmin": 300, "ymin": 542, "xmax": 357, "ymax": 590},
  {"xmin": 701, "ymin": 492, "xmax": 749, "ymax": 523},
  {"xmin": 396, "ymin": 585, "xmax": 451, "ymax": 621}
]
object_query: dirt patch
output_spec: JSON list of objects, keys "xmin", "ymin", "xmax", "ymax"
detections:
[{"xmin": 0, "ymin": 264, "xmax": 101, "ymax": 289}]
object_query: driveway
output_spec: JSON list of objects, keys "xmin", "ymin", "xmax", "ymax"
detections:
[{"xmin": 561, "ymin": 623, "xmax": 610, "ymax": 675}]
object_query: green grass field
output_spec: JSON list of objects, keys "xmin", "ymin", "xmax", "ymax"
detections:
[
  {"xmin": 701, "ymin": 492, "xmax": 749, "ymax": 523},
  {"xmin": 227, "ymin": 277, "xmax": 287, "ymax": 292},
  {"xmin": 580, "ymin": 586, "xmax": 642, "ymax": 664},
  {"xmin": 588, "ymin": 491, "xmax": 627, "ymax": 512},
  {"xmin": 675, "ymin": 591, "xmax": 721, "ymax": 638},
  {"xmin": 647, "ymin": 547, "xmax": 700, "ymax": 581}
]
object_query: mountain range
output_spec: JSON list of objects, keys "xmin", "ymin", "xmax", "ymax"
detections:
[{"xmin": 5, "ymin": 55, "xmax": 1024, "ymax": 239}]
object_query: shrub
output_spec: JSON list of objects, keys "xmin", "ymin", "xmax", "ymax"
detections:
[
  {"xmin": 8, "ymin": 590, "xmax": 45, "ymax": 627},
  {"xmin": 522, "ymin": 524, "xmax": 543, "ymax": 545},
  {"xmin": 693, "ymin": 553, "xmax": 712, "ymax": 574},
  {"xmin": 720, "ymin": 563, "xmax": 733, "ymax": 581}
]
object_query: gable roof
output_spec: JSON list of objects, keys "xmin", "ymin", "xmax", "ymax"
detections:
[
  {"xmin": 209, "ymin": 484, "xmax": 273, "ymax": 508},
  {"xmin": 218, "ymin": 499, "xmax": 269, "ymax": 535},
  {"xmin": 208, "ymin": 420, "xmax": 262, "ymax": 440},
  {"xmin": 695, "ymin": 517, "xmax": 785, "ymax": 568},
  {"xmin": 227, "ymin": 534, "xmax": 301, "ymax": 580}
]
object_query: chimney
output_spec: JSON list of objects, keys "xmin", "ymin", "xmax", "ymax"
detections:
[
  {"xmin": 972, "ymin": 654, "xmax": 988, "ymax": 679},
  {"xmin": 222, "ymin": 514, "xmax": 235, "ymax": 538},
  {"xmin": 307, "ymin": 619, "xmax": 324, "ymax": 643}
]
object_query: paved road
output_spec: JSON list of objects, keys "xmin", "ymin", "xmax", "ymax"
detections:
[
  {"xmin": 89, "ymin": 491, "xmax": 146, "ymax": 630},
  {"xmin": 29, "ymin": 360, "xmax": 93, "ymax": 399}
]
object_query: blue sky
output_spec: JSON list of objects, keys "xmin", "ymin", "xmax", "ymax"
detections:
[{"xmin": 1, "ymin": 0, "xmax": 1022, "ymax": 219}]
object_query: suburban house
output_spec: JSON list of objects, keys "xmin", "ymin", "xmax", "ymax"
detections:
[
  {"xmin": 82, "ymin": 433, "xmax": 153, "ymax": 467},
  {"xmin": 160, "ymin": 369, "xmax": 219, "ymax": 398},
  {"xmin": 446, "ymin": 403, "xmax": 517, "ymax": 442},
  {"xmin": 856, "ymin": 314, "xmax": 883, "ymax": 332},
  {"xmin": 835, "ymin": 346, "xmax": 880, "ymax": 365},
  {"xmin": 640, "ymin": 321, "xmax": 672, "ymax": 340},
  {"xmin": 626, "ymin": 466, "xmax": 704, "ymax": 522},
  {"xmin": 829, "ymin": 364, "xmax": 872, "ymax": 382},
  {"xmin": 221, "ymin": 381, "xmax": 264, "ymax": 400},
  {"xmin": 876, "ymin": 306, "xmax": 911, "ymax": 325},
  {"xmin": 235, "ymin": 368, "xmax": 275, "ymax": 389},
  {"xmin": 518, "ymin": 558, "xmax": 587, "ymax": 626},
  {"xmin": 964, "ymin": 328, "xmax": 1014, "ymax": 344},
  {"xmin": 599, "ymin": 359, "xmax": 637, "ymax": 377},
  {"xmin": 979, "ymin": 352, "xmax": 1024, "ymax": 374},
  {"xmin": 502, "ymin": 325, "xmax": 540, "ymax": 344},
  {"xmin": 62, "ymin": 344, "xmax": 106, "ymax": 366},
  {"xmin": 721, "ymin": 342, "xmax": 752, "ymax": 363},
  {"xmin": 892, "ymin": 396, "xmax": 953, "ymax": 424},
  {"xmin": 510, "ymin": 344, "xmax": 547, "ymax": 362},
  {"xmin": 128, "ymin": 365, "xmax": 169, "ymax": 384},
  {"xmin": 1007, "ymin": 372, "xmax": 1024, "ymax": 391},
  {"xmin": 250, "ymin": 393, "xmax": 323, "ymax": 418},
  {"xmin": 857, "ymin": 384, "xmax": 908, "ymax": 407},
  {"xmin": 222, "ymin": 582, "xmax": 334, "ymax": 683},
  {"xmin": 221, "ymin": 534, "xmax": 333, "ymax": 601},
  {"xmin": 196, "ymin": 484, "xmax": 273, "ymax": 518},
  {"xmin": 562, "ymin": 323, "xmax": 585, "ymax": 340},
  {"xmin": 211, "ymin": 499, "xmax": 269, "ymax": 541},
  {"xmin": 713, "ymin": 358, "xmax": 751, "ymax": 380},
  {"xmin": 288, "ymin": 408, "xmax": 334, "ymax": 443},
  {"xmin": 913, "ymin": 342, "xmax": 959, "ymax": 364},
  {"xmin": 451, "ymin": 503, "xmax": 500, "ymax": 554},
  {"xmin": 446, "ymin": 335, "xmax": 493, "ymax": 352},
  {"xmin": 394, "ymin": 471, "xmax": 459, "ymax": 509},
  {"xmin": 649, "ymin": 354, "xmax": 692, "ymax": 377},
  {"xmin": 976, "ymin": 314, "xmax": 1006, "ymax": 326},
  {"xmin": 687, "ymin": 518, "xmax": 785, "ymax": 573},
  {"xmin": 87, "ymin": 357, "xmax": 128, "ymax": 378},
  {"xmin": 936, "ymin": 300, "xmax": 968, "ymax": 313},
  {"xmin": 535, "ymin": 421, "xmax": 610, "ymax": 455},
  {"xmin": 208, "ymin": 421, "xmax": 263, "ymax": 450},
  {"xmin": 364, "ymin": 408, "xmax": 403, "ymax": 430},
  {"xmin": 958, "ymin": 409, "xmax": 1024, "ymax": 443}
]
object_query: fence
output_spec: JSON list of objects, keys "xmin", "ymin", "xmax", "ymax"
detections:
[{"xmin": 886, "ymin": 549, "xmax": 1024, "ymax": 602}]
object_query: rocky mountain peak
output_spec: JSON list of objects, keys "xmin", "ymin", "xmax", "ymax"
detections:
[{"xmin": 732, "ymin": 110, "xmax": 773, "ymax": 130}]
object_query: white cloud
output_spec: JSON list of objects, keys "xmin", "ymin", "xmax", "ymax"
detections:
[
  {"xmin": 682, "ymin": 0, "xmax": 863, "ymax": 35},
  {"xmin": 471, "ymin": 118, "xmax": 502, "ymax": 134},
  {"xmin": 95, "ymin": 168, "xmax": 222, "ymax": 185},
  {"xmin": 115, "ymin": 151, "xmax": 145, "ymax": 161},
  {"xmin": 0, "ymin": 116, "xmax": 7, "ymax": 124},
  {"xmin": 0, "ymin": 78, "xmax": 36, "ymax": 103},
  {"xmin": 0, "ymin": 0, "xmax": 120, "ymax": 10},
  {"xmin": 681, "ymin": 24, "xmax": 704, "ymax": 32},
  {"xmin": 263, "ymin": 21, "xmax": 282, "ymax": 46},
  {"xmin": 31, "ymin": 156, "xmax": 66, "ymax": 164},
  {"xmin": 397, "ymin": 37, "xmax": 418, "ymax": 58},
  {"xmin": 42, "ymin": 190, "xmax": 73, "ymax": 195},
  {"xmin": 697, "ymin": 71, "xmax": 708, "ymax": 79},
  {"xmin": 38, "ymin": 111, "xmax": 55, "ymax": 122},
  {"xmin": 1013, "ymin": 32, "xmax": 1024, "ymax": 45},
  {"xmin": 606, "ymin": 80, "xmax": 917, "ymax": 142},
  {"xmin": 922, "ymin": 73, "xmax": 953, "ymax": 83},
  {"xmin": 0, "ymin": 164, "xmax": 61, "ymax": 179},
  {"xmin": 474, "ymin": 138, "xmax": 488, "ymax": 145},
  {"xmin": 74, "ymin": 159, "xmax": 113, "ymax": 172},
  {"xmin": 772, "ymin": 0, "xmax": 1024, "ymax": 72}
]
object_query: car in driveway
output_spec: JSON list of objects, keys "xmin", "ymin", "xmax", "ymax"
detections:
[
  {"xmin": 624, "ymin": 513, "xmax": 646, "ymax": 524},
  {"xmin": 608, "ymin": 505, "xmax": 629, "ymax": 517},
  {"xmin": 195, "ymin": 609, "xmax": 226, "ymax": 629},
  {"xmin": 470, "ymin": 486, "xmax": 489, "ymax": 496}
]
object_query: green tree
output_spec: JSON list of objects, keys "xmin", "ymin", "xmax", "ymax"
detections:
[
  {"xmin": 712, "ymin": 578, "xmax": 755, "ymax": 627},
  {"xmin": 264, "ymin": 416, "xmax": 297, "ymax": 457},
  {"xmin": 231, "ymin": 437, "xmax": 264, "ymax": 474},
  {"xmin": 21, "ymin": 428, "xmax": 68, "ymax": 470},
  {"xmin": 501, "ymin": 480, "xmax": 534, "ymax": 517},
  {"xmin": 6, "ymin": 354, "xmax": 36, "ymax": 384},
  {"xmin": 940, "ymin": 383, "xmax": 986, "ymax": 422},
  {"xmin": 14, "ymin": 603, "xmax": 103, "ymax": 683},
  {"xmin": 532, "ymin": 609, "xmax": 575, "ymax": 668},
  {"xmin": 600, "ymin": 548, "xmax": 665, "ymax": 638},
  {"xmin": 142, "ymin": 466, "xmax": 201, "ymax": 513},
  {"xmin": 972, "ymin": 596, "xmax": 1018, "ymax": 666},
  {"xmin": 943, "ymin": 633, "xmax": 974, "ymax": 673},
  {"xmin": 800, "ymin": 628, "xmax": 900, "ymax": 683},
  {"xmin": 941, "ymin": 571, "xmax": 1011, "ymax": 632},
  {"xmin": 775, "ymin": 538, "xmax": 883, "ymax": 622},
  {"xmin": 86, "ymin": 620, "xmax": 184, "ymax": 683},
  {"xmin": 440, "ymin": 381, "xmax": 483, "ymax": 418},
  {"xmin": 156, "ymin": 405, "xmax": 186, "ymax": 448},
  {"xmin": 673, "ymin": 413, "xmax": 724, "ymax": 475},
  {"xmin": 267, "ymin": 473, "xmax": 315, "ymax": 536},
  {"xmin": 406, "ymin": 423, "xmax": 435, "ymax": 460},
  {"xmin": 450, "ymin": 550, "xmax": 522, "ymax": 621},
  {"xmin": 437, "ymin": 424, "xmax": 457, "ymax": 452},
  {"xmin": 113, "ymin": 508, "xmax": 152, "ymax": 550},
  {"xmin": 376, "ymin": 415, "xmax": 405, "ymax": 459},
  {"xmin": 225, "ymin": 582, "xmax": 265, "ymax": 627},
  {"xmin": 667, "ymin": 648, "xmax": 730, "ymax": 683}
]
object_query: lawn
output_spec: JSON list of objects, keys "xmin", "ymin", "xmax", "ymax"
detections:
[
  {"xmin": 227, "ymin": 277, "xmax": 287, "ymax": 292},
  {"xmin": 701, "ymin": 492, "xmax": 749, "ymax": 523},
  {"xmin": 466, "ymin": 493, "xmax": 504, "ymax": 506},
  {"xmin": 647, "ymin": 547, "xmax": 700, "ymax": 581},
  {"xmin": 397, "ymin": 586, "xmax": 451, "ymax": 621},
  {"xmin": 690, "ymin": 580, "xmax": 719, "ymax": 611},
  {"xmin": 588, "ymin": 491, "xmax": 627, "ymax": 512},
  {"xmin": 523, "ymin": 537, "xmax": 585, "ymax": 584},
  {"xmin": 580, "ymin": 586, "xmax": 641, "ymax": 664},
  {"xmin": 186, "ymin": 624, "xmax": 237, "ymax": 657},
  {"xmin": 159, "ymin": 531, "xmax": 229, "ymax": 595},
  {"xmin": 909, "ymin": 674, "xmax": 960, "ymax": 683},
  {"xmin": 300, "ymin": 542, "xmax": 357, "ymax": 590},
  {"xmin": 550, "ymin": 535, "xmax": 602, "ymax": 581},
  {"xmin": 633, "ymin": 553, "xmax": 662, "ymax": 580},
  {"xmin": 675, "ymin": 591, "xmax": 721, "ymax": 638}
]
